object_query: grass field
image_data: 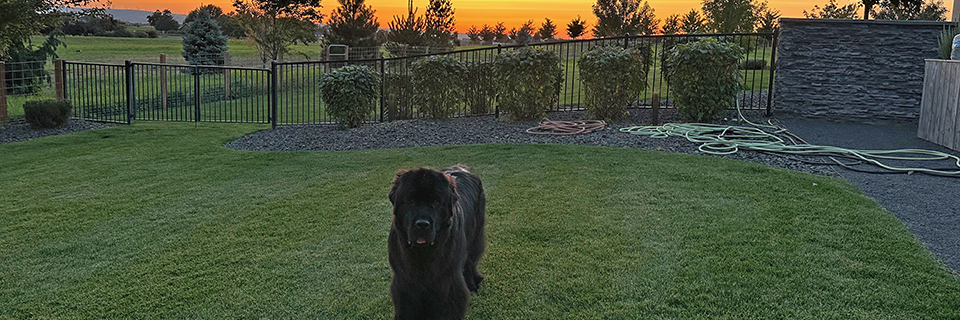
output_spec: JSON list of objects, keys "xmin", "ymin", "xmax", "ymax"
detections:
[{"xmin": 1, "ymin": 123, "xmax": 958, "ymax": 318}]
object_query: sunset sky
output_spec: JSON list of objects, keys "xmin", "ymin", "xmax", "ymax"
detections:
[{"xmin": 104, "ymin": 0, "xmax": 956, "ymax": 33}]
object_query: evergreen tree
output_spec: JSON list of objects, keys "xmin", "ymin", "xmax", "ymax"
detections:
[
  {"xmin": 592, "ymin": 0, "xmax": 658, "ymax": 37},
  {"xmin": 326, "ymin": 0, "xmax": 381, "ymax": 47},
  {"xmin": 466, "ymin": 25, "xmax": 481, "ymax": 44},
  {"xmin": 680, "ymin": 9, "xmax": 705, "ymax": 33},
  {"xmin": 509, "ymin": 20, "xmax": 535, "ymax": 45},
  {"xmin": 661, "ymin": 14, "xmax": 681, "ymax": 34},
  {"xmin": 538, "ymin": 18, "xmax": 557, "ymax": 41},
  {"xmin": 387, "ymin": 1, "xmax": 425, "ymax": 45},
  {"xmin": 567, "ymin": 16, "xmax": 587, "ymax": 39},
  {"xmin": 493, "ymin": 22, "xmax": 509, "ymax": 42},
  {"xmin": 479, "ymin": 24, "xmax": 496, "ymax": 44},
  {"xmin": 181, "ymin": 9, "xmax": 229, "ymax": 67},
  {"xmin": 424, "ymin": 0, "xmax": 456, "ymax": 47}
]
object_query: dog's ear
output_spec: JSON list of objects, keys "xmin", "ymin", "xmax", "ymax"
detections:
[{"xmin": 388, "ymin": 169, "xmax": 409, "ymax": 206}]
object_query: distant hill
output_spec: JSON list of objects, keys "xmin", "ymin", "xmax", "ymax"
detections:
[{"xmin": 63, "ymin": 8, "xmax": 186, "ymax": 24}]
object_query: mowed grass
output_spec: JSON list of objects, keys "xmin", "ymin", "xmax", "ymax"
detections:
[{"xmin": 2, "ymin": 124, "xmax": 960, "ymax": 318}]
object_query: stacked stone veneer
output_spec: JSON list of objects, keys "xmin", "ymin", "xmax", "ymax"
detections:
[{"xmin": 775, "ymin": 19, "xmax": 952, "ymax": 122}]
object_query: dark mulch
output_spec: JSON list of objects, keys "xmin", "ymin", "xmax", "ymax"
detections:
[
  {"xmin": 226, "ymin": 109, "xmax": 839, "ymax": 177},
  {"xmin": 0, "ymin": 119, "xmax": 118, "ymax": 145}
]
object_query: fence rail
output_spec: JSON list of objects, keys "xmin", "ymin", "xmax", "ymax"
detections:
[{"xmin": 57, "ymin": 33, "xmax": 777, "ymax": 127}]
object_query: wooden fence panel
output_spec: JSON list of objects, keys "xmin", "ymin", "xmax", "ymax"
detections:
[{"xmin": 919, "ymin": 59, "xmax": 960, "ymax": 151}]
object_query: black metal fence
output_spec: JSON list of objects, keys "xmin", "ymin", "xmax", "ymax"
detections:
[{"xmin": 63, "ymin": 33, "xmax": 777, "ymax": 127}]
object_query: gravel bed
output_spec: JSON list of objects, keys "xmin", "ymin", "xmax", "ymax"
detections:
[
  {"xmin": 226, "ymin": 109, "xmax": 839, "ymax": 177},
  {"xmin": 0, "ymin": 119, "xmax": 118, "ymax": 145}
]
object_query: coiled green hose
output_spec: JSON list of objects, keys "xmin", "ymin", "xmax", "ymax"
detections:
[{"xmin": 619, "ymin": 105, "xmax": 960, "ymax": 177}]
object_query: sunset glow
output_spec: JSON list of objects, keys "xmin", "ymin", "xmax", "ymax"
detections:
[{"xmin": 102, "ymin": 0, "xmax": 955, "ymax": 33}]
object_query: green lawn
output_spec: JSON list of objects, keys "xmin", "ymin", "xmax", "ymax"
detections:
[{"xmin": 1, "ymin": 123, "xmax": 958, "ymax": 318}]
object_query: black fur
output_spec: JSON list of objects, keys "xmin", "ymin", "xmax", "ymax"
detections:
[{"xmin": 387, "ymin": 165, "xmax": 487, "ymax": 320}]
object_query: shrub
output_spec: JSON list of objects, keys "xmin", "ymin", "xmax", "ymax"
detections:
[
  {"xmin": 320, "ymin": 65, "xmax": 380, "ymax": 129},
  {"xmin": 182, "ymin": 10, "xmax": 229, "ymax": 68},
  {"xmin": 579, "ymin": 45, "xmax": 649, "ymax": 121},
  {"xmin": 738, "ymin": 59, "xmax": 767, "ymax": 70},
  {"xmin": 463, "ymin": 61, "xmax": 495, "ymax": 115},
  {"xmin": 939, "ymin": 23, "xmax": 960, "ymax": 59},
  {"xmin": 384, "ymin": 72, "xmax": 415, "ymax": 120},
  {"xmin": 494, "ymin": 47, "xmax": 562, "ymax": 121},
  {"xmin": 665, "ymin": 38, "xmax": 743, "ymax": 122},
  {"xmin": 412, "ymin": 56, "xmax": 466, "ymax": 119},
  {"xmin": 24, "ymin": 100, "xmax": 72, "ymax": 129}
]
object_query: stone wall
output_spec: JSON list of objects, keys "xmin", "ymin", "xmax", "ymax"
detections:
[{"xmin": 775, "ymin": 19, "xmax": 952, "ymax": 122}]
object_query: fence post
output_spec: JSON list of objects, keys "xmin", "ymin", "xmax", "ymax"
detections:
[
  {"xmin": 0, "ymin": 61, "xmax": 7, "ymax": 124},
  {"xmin": 125, "ymin": 60, "xmax": 134, "ymax": 124},
  {"xmin": 54, "ymin": 59, "xmax": 65, "ymax": 101},
  {"xmin": 380, "ymin": 58, "xmax": 385, "ymax": 122},
  {"xmin": 270, "ymin": 61, "xmax": 278, "ymax": 129},
  {"xmin": 651, "ymin": 92, "xmax": 660, "ymax": 125},
  {"xmin": 623, "ymin": 37, "xmax": 629, "ymax": 49},
  {"xmin": 495, "ymin": 44, "xmax": 502, "ymax": 119},
  {"xmin": 765, "ymin": 31, "xmax": 778, "ymax": 116},
  {"xmin": 194, "ymin": 66, "xmax": 201, "ymax": 123},
  {"xmin": 160, "ymin": 54, "xmax": 167, "ymax": 109},
  {"xmin": 224, "ymin": 52, "xmax": 231, "ymax": 100}
]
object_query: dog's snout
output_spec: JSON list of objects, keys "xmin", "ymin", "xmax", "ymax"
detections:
[{"xmin": 415, "ymin": 219, "xmax": 431, "ymax": 229}]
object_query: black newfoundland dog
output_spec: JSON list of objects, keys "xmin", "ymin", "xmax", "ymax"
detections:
[{"xmin": 387, "ymin": 165, "xmax": 487, "ymax": 320}]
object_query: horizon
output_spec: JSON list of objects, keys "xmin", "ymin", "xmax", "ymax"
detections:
[{"xmin": 93, "ymin": 0, "xmax": 956, "ymax": 33}]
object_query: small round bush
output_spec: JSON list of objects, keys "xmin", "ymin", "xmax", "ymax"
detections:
[
  {"xmin": 24, "ymin": 99, "xmax": 72, "ymax": 129},
  {"xmin": 494, "ymin": 47, "xmax": 562, "ymax": 121},
  {"xmin": 320, "ymin": 65, "xmax": 380, "ymax": 129},
  {"xmin": 412, "ymin": 56, "xmax": 466, "ymax": 119},
  {"xmin": 666, "ymin": 38, "xmax": 743, "ymax": 122},
  {"xmin": 579, "ymin": 45, "xmax": 649, "ymax": 121}
]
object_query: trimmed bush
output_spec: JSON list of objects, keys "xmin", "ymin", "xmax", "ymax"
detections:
[
  {"xmin": 738, "ymin": 59, "xmax": 767, "ymax": 70},
  {"xmin": 24, "ymin": 100, "xmax": 72, "ymax": 129},
  {"xmin": 412, "ymin": 56, "xmax": 467, "ymax": 119},
  {"xmin": 494, "ymin": 47, "xmax": 562, "ymax": 121},
  {"xmin": 463, "ymin": 61, "xmax": 495, "ymax": 115},
  {"xmin": 666, "ymin": 38, "xmax": 743, "ymax": 122},
  {"xmin": 579, "ymin": 45, "xmax": 649, "ymax": 121},
  {"xmin": 320, "ymin": 65, "xmax": 380, "ymax": 129}
]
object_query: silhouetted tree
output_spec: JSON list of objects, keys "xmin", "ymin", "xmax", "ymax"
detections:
[
  {"xmin": 567, "ymin": 15, "xmax": 587, "ymax": 39},
  {"xmin": 592, "ymin": 0, "xmax": 658, "ymax": 37},
  {"xmin": 326, "ymin": 0, "xmax": 380, "ymax": 47}
]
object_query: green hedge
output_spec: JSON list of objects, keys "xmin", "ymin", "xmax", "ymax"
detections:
[
  {"xmin": 320, "ymin": 65, "xmax": 380, "ymax": 129},
  {"xmin": 412, "ymin": 56, "xmax": 466, "ymax": 119},
  {"xmin": 666, "ymin": 38, "xmax": 743, "ymax": 122},
  {"xmin": 579, "ymin": 45, "xmax": 649, "ymax": 121},
  {"xmin": 494, "ymin": 47, "xmax": 562, "ymax": 121}
]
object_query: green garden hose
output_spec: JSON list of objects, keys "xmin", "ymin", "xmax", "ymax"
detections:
[{"xmin": 619, "ymin": 105, "xmax": 960, "ymax": 177}]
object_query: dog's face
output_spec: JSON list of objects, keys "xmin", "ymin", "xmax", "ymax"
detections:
[{"xmin": 389, "ymin": 168, "xmax": 459, "ymax": 247}]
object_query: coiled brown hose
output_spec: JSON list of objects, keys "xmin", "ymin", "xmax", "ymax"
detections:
[{"xmin": 525, "ymin": 118, "xmax": 607, "ymax": 135}]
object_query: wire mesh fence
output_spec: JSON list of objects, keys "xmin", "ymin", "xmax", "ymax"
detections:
[{"xmin": 55, "ymin": 33, "xmax": 777, "ymax": 127}]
